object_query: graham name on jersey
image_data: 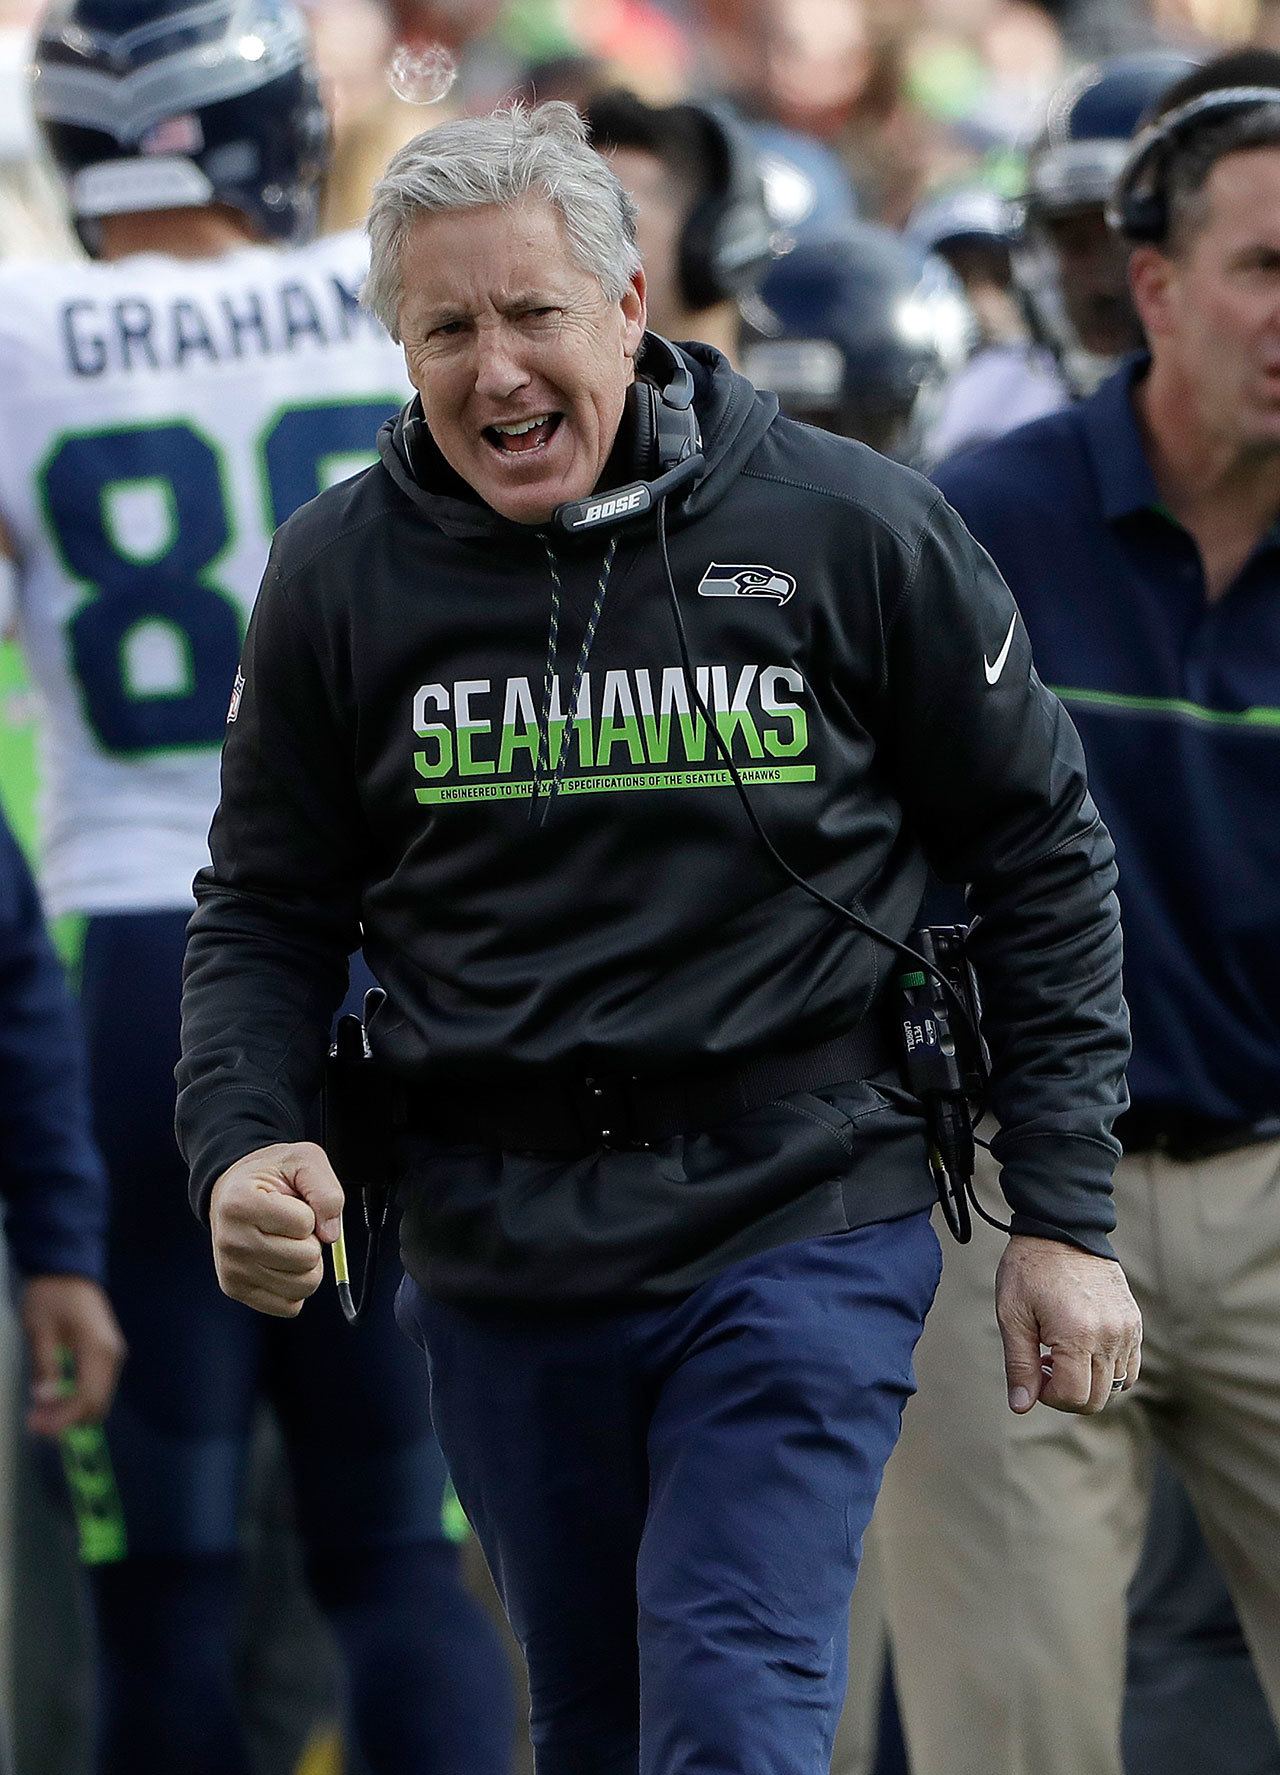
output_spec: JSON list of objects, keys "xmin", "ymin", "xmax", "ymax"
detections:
[{"xmin": 61, "ymin": 267, "xmax": 385, "ymax": 377}]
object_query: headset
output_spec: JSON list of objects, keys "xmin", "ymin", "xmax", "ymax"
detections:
[
  {"xmin": 1110, "ymin": 84, "xmax": 1280, "ymax": 242},
  {"xmin": 554, "ymin": 332, "xmax": 705, "ymax": 535},
  {"xmin": 585, "ymin": 90, "xmax": 775, "ymax": 312},
  {"xmin": 678, "ymin": 99, "xmax": 777, "ymax": 310}
]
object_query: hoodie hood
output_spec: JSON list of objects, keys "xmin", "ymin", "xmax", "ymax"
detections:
[{"xmin": 376, "ymin": 336, "xmax": 779, "ymax": 546}]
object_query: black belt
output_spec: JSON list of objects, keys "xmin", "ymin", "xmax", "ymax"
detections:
[
  {"xmin": 1118, "ymin": 1106, "xmax": 1280, "ymax": 1163},
  {"xmin": 407, "ymin": 1023, "xmax": 893, "ymax": 1154}
]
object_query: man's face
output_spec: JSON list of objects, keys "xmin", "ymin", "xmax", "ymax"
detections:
[
  {"xmin": 397, "ymin": 194, "xmax": 646, "ymax": 525},
  {"xmin": 1041, "ymin": 206, "xmax": 1139, "ymax": 359},
  {"xmin": 940, "ymin": 240, "xmax": 1025, "ymax": 346},
  {"xmin": 605, "ymin": 145, "xmax": 687, "ymax": 335},
  {"xmin": 1142, "ymin": 147, "xmax": 1280, "ymax": 454}
]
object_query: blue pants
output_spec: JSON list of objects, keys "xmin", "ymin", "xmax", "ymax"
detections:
[{"xmin": 398, "ymin": 1213, "xmax": 941, "ymax": 1775}]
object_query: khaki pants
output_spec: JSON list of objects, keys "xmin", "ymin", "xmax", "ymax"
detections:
[{"xmin": 869, "ymin": 1138, "xmax": 1280, "ymax": 1775}]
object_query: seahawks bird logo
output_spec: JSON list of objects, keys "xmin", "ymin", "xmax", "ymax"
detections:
[{"xmin": 697, "ymin": 563, "xmax": 797, "ymax": 606}]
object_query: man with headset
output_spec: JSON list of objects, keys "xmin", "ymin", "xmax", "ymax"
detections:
[
  {"xmin": 875, "ymin": 49, "xmax": 1280, "ymax": 1775},
  {"xmin": 177, "ymin": 99, "xmax": 1140, "ymax": 1773},
  {"xmin": 583, "ymin": 87, "xmax": 776, "ymax": 361}
]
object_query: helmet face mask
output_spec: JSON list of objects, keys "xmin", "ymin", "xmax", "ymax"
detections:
[
  {"xmin": 1014, "ymin": 200, "xmax": 1142, "ymax": 391},
  {"xmin": 32, "ymin": 0, "xmax": 330, "ymax": 252},
  {"xmin": 905, "ymin": 184, "xmax": 1025, "ymax": 349}
]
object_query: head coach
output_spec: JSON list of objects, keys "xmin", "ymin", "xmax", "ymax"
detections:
[{"xmin": 176, "ymin": 102, "xmax": 1139, "ymax": 1774}]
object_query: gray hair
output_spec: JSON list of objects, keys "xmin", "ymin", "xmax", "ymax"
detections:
[{"xmin": 363, "ymin": 101, "xmax": 641, "ymax": 341}]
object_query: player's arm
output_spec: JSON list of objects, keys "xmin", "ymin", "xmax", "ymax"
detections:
[{"xmin": 0, "ymin": 808, "xmax": 124, "ymax": 1432}]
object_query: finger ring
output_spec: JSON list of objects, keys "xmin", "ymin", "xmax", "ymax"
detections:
[{"xmin": 1111, "ymin": 1377, "xmax": 1126, "ymax": 1391}]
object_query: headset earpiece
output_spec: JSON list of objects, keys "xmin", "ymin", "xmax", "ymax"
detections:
[
  {"xmin": 627, "ymin": 376, "xmax": 661, "ymax": 480},
  {"xmin": 553, "ymin": 333, "xmax": 703, "ymax": 535},
  {"xmin": 677, "ymin": 101, "xmax": 775, "ymax": 311},
  {"xmin": 1110, "ymin": 122, "xmax": 1178, "ymax": 241}
]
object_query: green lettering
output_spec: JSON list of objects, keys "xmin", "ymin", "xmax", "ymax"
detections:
[
  {"xmin": 548, "ymin": 717, "xmax": 594, "ymax": 769},
  {"xmin": 675, "ymin": 708, "xmax": 707, "ymax": 762},
  {"xmin": 640, "ymin": 711, "xmax": 671, "ymax": 762},
  {"xmin": 715, "ymin": 708, "xmax": 765, "ymax": 758},
  {"xmin": 414, "ymin": 731, "xmax": 453, "ymax": 779},
  {"xmin": 497, "ymin": 719, "xmax": 539, "ymax": 775},
  {"xmin": 456, "ymin": 722, "xmax": 495, "ymax": 777},
  {"xmin": 595, "ymin": 715, "xmax": 646, "ymax": 768}
]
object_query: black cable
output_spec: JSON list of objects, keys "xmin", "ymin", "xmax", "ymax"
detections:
[
  {"xmin": 334, "ymin": 1185, "xmax": 392, "ymax": 1326},
  {"xmin": 656, "ymin": 497, "xmax": 1012, "ymax": 1239}
]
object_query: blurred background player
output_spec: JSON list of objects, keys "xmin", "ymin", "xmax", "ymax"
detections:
[
  {"xmin": 2, "ymin": 2, "xmax": 514, "ymax": 1771},
  {"xmin": 905, "ymin": 51, "xmax": 1206, "ymax": 457},
  {"xmin": 0, "ymin": 794, "xmax": 124, "ymax": 1772},
  {"xmin": 906, "ymin": 178, "xmax": 1066, "ymax": 455},
  {"xmin": 741, "ymin": 219, "xmax": 975, "ymax": 465},
  {"xmin": 1014, "ymin": 48, "xmax": 1201, "ymax": 393},
  {"xmin": 583, "ymin": 87, "xmax": 777, "ymax": 358},
  {"xmin": 0, "ymin": 792, "xmax": 123, "ymax": 1770}
]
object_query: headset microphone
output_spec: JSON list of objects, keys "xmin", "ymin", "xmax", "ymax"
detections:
[{"xmin": 553, "ymin": 450, "xmax": 705, "ymax": 535}]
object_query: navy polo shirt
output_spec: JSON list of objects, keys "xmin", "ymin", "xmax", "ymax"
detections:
[{"xmin": 935, "ymin": 359, "xmax": 1279, "ymax": 1125}]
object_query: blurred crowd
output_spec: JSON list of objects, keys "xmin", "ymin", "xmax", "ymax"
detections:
[{"xmin": 0, "ymin": 0, "xmax": 1267, "ymax": 248}]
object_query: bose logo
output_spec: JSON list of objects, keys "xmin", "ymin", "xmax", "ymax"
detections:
[{"xmin": 571, "ymin": 487, "xmax": 650, "ymax": 528}]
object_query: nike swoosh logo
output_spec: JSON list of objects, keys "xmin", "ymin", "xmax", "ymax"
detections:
[{"xmin": 984, "ymin": 613, "xmax": 1018, "ymax": 686}]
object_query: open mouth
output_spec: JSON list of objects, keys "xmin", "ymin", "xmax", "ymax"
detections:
[{"xmin": 484, "ymin": 413, "xmax": 563, "ymax": 456}]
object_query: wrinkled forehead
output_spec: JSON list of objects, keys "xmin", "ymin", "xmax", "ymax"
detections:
[{"xmin": 398, "ymin": 196, "xmax": 603, "ymax": 322}]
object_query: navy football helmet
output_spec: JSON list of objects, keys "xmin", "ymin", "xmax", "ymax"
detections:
[
  {"xmin": 906, "ymin": 182, "xmax": 1018, "ymax": 260},
  {"xmin": 1014, "ymin": 50, "xmax": 1201, "ymax": 393},
  {"xmin": 742, "ymin": 222, "xmax": 974, "ymax": 467},
  {"xmin": 32, "ymin": 0, "xmax": 330, "ymax": 253}
]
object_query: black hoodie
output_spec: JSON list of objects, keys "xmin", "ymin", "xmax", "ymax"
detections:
[{"xmin": 177, "ymin": 342, "xmax": 1128, "ymax": 1301}]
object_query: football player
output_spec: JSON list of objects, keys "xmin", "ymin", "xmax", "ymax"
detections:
[
  {"xmin": 9, "ymin": 3, "xmax": 514, "ymax": 1771},
  {"xmin": 740, "ymin": 219, "xmax": 973, "ymax": 468}
]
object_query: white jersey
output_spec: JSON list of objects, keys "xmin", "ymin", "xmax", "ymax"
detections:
[
  {"xmin": 926, "ymin": 342, "xmax": 1067, "ymax": 466},
  {"xmin": 0, "ymin": 230, "xmax": 409, "ymax": 916}
]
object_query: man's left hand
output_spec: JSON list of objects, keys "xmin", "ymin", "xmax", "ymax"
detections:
[
  {"xmin": 996, "ymin": 1233, "xmax": 1141, "ymax": 1415},
  {"xmin": 21, "ymin": 1273, "xmax": 126, "ymax": 1438}
]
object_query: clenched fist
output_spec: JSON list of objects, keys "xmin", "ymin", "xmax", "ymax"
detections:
[{"xmin": 209, "ymin": 1141, "xmax": 344, "ymax": 1318}]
